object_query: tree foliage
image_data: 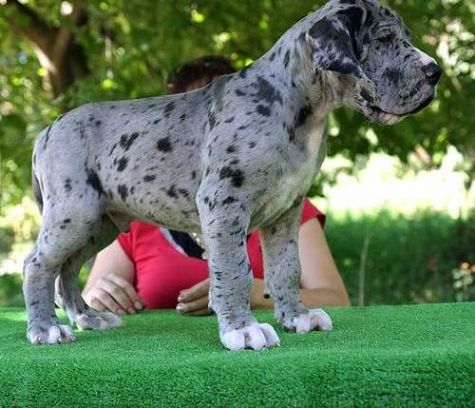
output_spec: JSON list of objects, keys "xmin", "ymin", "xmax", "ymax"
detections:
[{"xmin": 0, "ymin": 0, "xmax": 474, "ymax": 208}]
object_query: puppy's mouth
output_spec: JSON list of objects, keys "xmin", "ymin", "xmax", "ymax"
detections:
[
  {"xmin": 367, "ymin": 105, "xmax": 403, "ymax": 125},
  {"xmin": 401, "ymin": 93, "xmax": 435, "ymax": 115},
  {"xmin": 368, "ymin": 93, "xmax": 435, "ymax": 125}
]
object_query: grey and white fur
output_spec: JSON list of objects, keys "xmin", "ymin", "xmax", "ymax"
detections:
[{"xmin": 24, "ymin": 0, "xmax": 442, "ymax": 350}]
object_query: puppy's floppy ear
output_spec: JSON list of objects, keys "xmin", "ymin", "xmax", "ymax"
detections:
[{"xmin": 308, "ymin": 6, "xmax": 367, "ymax": 79}]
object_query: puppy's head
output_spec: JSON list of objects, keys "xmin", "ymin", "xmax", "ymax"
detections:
[{"xmin": 307, "ymin": 0, "xmax": 442, "ymax": 125}]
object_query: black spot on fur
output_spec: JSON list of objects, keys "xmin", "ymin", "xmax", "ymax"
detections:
[
  {"xmin": 117, "ymin": 184, "xmax": 128, "ymax": 201},
  {"xmin": 249, "ymin": 141, "xmax": 257, "ymax": 148},
  {"xmin": 283, "ymin": 49, "xmax": 290, "ymax": 69},
  {"xmin": 256, "ymin": 105, "xmax": 271, "ymax": 117},
  {"xmin": 167, "ymin": 185, "xmax": 178, "ymax": 198},
  {"xmin": 208, "ymin": 111, "xmax": 217, "ymax": 130},
  {"xmin": 224, "ymin": 116, "xmax": 235, "ymax": 123},
  {"xmin": 384, "ymin": 67, "xmax": 402, "ymax": 85},
  {"xmin": 42, "ymin": 125, "xmax": 52, "ymax": 150},
  {"xmin": 64, "ymin": 178, "xmax": 72, "ymax": 192},
  {"xmin": 157, "ymin": 137, "xmax": 172, "ymax": 152},
  {"xmin": 119, "ymin": 132, "xmax": 139, "ymax": 151},
  {"xmin": 219, "ymin": 167, "xmax": 245, "ymax": 188},
  {"xmin": 222, "ymin": 196, "xmax": 236, "ymax": 205},
  {"xmin": 295, "ymin": 105, "xmax": 313, "ymax": 128},
  {"xmin": 109, "ymin": 143, "xmax": 117, "ymax": 156},
  {"xmin": 95, "ymin": 120, "xmax": 102, "ymax": 127},
  {"xmin": 178, "ymin": 188, "xmax": 190, "ymax": 198},
  {"xmin": 164, "ymin": 102, "xmax": 175, "ymax": 118},
  {"xmin": 226, "ymin": 145, "xmax": 236, "ymax": 154},
  {"xmin": 287, "ymin": 126, "xmax": 296, "ymax": 142},
  {"xmin": 117, "ymin": 156, "xmax": 128, "ymax": 172},
  {"xmin": 143, "ymin": 175, "xmax": 156, "ymax": 182},
  {"xmin": 235, "ymin": 89, "xmax": 246, "ymax": 97},
  {"xmin": 86, "ymin": 169, "xmax": 104, "ymax": 196},
  {"xmin": 254, "ymin": 77, "xmax": 283, "ymax": 106}
]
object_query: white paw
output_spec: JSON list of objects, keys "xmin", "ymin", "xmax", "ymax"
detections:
[
  {"xmin": 220, "ymin": 323, "xmax": 280, "ymax": 351},
  {"xmin": 75, "ymin": 310, "xmax": 123, "ymax": 330},
  {"xmin": 287, "ymin": 308, "xmax": 333, "ymax": 333},
  {"xmin": 27, "ymin": 322, "xmax": 76, "ymax": 345}
]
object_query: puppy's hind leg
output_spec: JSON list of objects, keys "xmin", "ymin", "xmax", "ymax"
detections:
[
  {"xmin": 23, "ymin": 204, "xmax": 100, "ymax": 345},
  {"xmin": 23, "ymin": 243, "xmax": 76, "ymax": 345},
  {"xmin": 24, "ymin": 190, "xmax": 119, "ymax": 344},
  {"xmin": 57, "ymin": 214, "xmax": 123, "ymax": 331}
]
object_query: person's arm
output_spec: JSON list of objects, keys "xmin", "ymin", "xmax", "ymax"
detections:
[
  {"xmin": 252, "ymin": 218, "xmax": 350, "ymax": 308},
  {"xmin": 298, "ymin": 218, "xmax": 350, "ymax": 306},
  {"xmin": 82, "ymin": 240, "xmax": 144, "ymax": 314},
  {"xmin": 178, "ymin": 218, "xmax": 350, "ymax": 315}
]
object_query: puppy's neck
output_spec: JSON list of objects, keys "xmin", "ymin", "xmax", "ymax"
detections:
[
  {"xmin": 249, "ymin": 34, "xmax": 344, "ymax": 153},
  {"xmin": 256, "ymin": 31, "xmax": 352, "ymax": 109}
]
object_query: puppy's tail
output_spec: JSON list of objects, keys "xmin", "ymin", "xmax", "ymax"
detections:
[
  {"xmin": 31, "ymin": 126, "xmax": 49, "ymax": 215},
  {"xmin": 32, "ymin": 170, "xmax": 43, "ymax": 215}
]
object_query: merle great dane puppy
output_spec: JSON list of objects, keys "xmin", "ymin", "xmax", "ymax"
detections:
[{"xmin": 24, "ymin": 0, "xmax": 442, "ymax": 350}]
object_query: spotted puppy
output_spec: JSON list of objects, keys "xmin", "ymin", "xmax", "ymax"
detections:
[{"xmin": 24, "ymin": 0, "xmax": 442, "ymax": 350}]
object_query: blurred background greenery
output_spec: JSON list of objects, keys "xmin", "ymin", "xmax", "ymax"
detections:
[{"xmin": 0, "ymin": 0, "xmax": 474, "ymax": 307}]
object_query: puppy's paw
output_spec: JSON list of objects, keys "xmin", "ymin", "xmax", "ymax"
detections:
[
  {"xmin": 27, "ymin": 320, "xmax": 76, "ymax": 345},
  {"xmin": 75, "ymin": 310, "xmax": 123, "ymax": 330},
  {"xmin": 283, "ymin": 308, "xmax": 332, "ymax": 333},
  {"xmin": 220, "ymin": 323, "xmax": 280, "ymax": 351}
]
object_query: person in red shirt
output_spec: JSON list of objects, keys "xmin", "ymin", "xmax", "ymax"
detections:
[{"xmin": 82, "ymin": 56, "xmax": 350, "ymax": 316}]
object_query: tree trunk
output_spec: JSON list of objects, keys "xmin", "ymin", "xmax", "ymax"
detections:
[{"xmin": 2, "ymin": 0, "xmax": 89, "ymax": 99}]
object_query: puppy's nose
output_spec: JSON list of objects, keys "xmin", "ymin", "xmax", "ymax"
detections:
[{"xmin": 422, "ymin": 62, "xmax": 443, "ymax": 85}]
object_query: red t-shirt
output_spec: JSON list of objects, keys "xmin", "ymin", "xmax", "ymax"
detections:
[{"xmin": 117, "ymin": 199, "xmax": 325, "ymax": 309}]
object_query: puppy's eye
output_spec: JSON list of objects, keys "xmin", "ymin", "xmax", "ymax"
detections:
[{"xmin": 376, "ymin": 33, "xmax": 394, "ymax": 43}]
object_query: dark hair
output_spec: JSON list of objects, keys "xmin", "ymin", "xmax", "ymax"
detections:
[{"xmin": 167, "ymin": 55, "xmax": 236, "ymax": 94}]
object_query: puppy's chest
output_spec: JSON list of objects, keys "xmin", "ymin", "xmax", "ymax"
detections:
[
  {"xmin": 270, "ymin": 155, "xmax": 318, "ymax": 208},
  {"xmin": 255, "ymin": 124, "xmax": 327, "ymax": 227}
]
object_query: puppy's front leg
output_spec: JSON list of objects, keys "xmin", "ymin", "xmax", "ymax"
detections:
[
  {"xmin": 197, "ymin": 187, "xmax": 279, "ymax": 351},
  {"xmin": 260, "ymin": 199, "xmax": 332, "ymax": 333}
]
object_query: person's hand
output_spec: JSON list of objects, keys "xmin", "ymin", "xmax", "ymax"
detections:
[
  {"xmin": 83, "ymin": 274, "xmax": 144, "ymax": 315},
  {"xmin": 177, "ymin": 278, "xmax": 273, "ymax": 316},
  {"xmin": 249, "ymin": 278, "xmax": 273, "ymax": 309},
  {"xmin": 176, "ymin": 279, "xmax": 211, "ymax": 316}
]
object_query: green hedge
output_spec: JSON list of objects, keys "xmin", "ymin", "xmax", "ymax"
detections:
[
  {"xmin": 326, "ymin": 210, "xmax": 475, "ymax": 305},
  {"xmin": 1, "ymin": 211, "xmax": 474, "ymax": 307}
]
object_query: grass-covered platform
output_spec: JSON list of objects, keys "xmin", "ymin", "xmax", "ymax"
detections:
[{"xmin": 0, "ymin": 303, "xmax": 474, "ymax": 407}]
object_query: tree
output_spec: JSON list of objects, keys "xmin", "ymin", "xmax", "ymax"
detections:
[
  {"xmin": 2, "ymin": 0, "xmax": 88, "ymax": 98},
  {"xmin": 0, "ymin": 0, "xmax": 474, "ymax": 210}
]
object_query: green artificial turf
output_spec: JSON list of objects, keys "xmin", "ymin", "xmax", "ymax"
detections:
[{"xmin": 0, "ymin": 303, "xmax": 474, "ymax": 407}]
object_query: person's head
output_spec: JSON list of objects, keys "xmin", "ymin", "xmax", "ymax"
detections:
[{"xmin": 167, "ymin": 55, "xmax": 236, "ymax": 94}]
